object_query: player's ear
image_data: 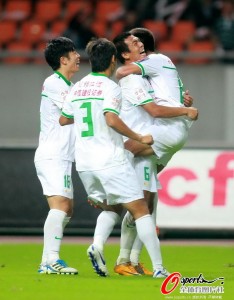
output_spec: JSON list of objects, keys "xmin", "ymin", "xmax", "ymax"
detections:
[
  {"xmin": 122, "ymin": 52, "xmax": 129, "ymax": 60},
  {"xmin": 111, "ymin": 55, "xmax": 116, "ymax": 64},
  {"xmin": 60, "ymin": 55, "xmax": 68, "ymax": 66}
]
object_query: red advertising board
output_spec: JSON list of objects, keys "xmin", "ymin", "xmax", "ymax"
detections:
[{"xmin": 157, "ymin": 150, "xmax": 234, "ymax": 229}]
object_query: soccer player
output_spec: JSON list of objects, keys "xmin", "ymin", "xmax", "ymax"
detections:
[
  {"xmin": 116, "ymin": 27, "xmax": 198, "ymax": 168},
  {"xmin": 59, "ymin": 37, "xmax": 169, "ymax": 278},
  {"xmin": 113, "ymin": 30, "xmax": 198, "ymax": 275},
  {"xmin": 34, "ymin": 37, "xmax": 80, "ymax": 274}
]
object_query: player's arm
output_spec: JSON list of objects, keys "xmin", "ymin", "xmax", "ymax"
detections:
[
  {"xmin": 59, "ymin": 113, "xmax": 74, "ymax": 126},
  {"xmin": 104, "ymin": 111, "xmax": 153, "ymax": 145},
  {"xmin": 117, "ymin": 65, "xmax": 195, "ymax": 109},
  {"xmin": 142, "ymin": 102, "xmax": 198, "ymax": 120},
  {"xmin": 124, "ymin": 139, "xmax": 153, "ymax": 156},
  {"xmin": 116, "ymin": 64, "xmax": 142, "ymax": 80}
]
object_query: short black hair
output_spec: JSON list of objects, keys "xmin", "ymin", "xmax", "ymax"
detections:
[
  {"xmin": 44, "ymin": 37, "xmax": 76, "ymax": 71},
  {"xmin": 130, "ymin": 28, "xmax": 156, "ymax": 52},
  {"xmin": 113, "ymin": 32, "xmax": 132, "ymax": 64},
  {"xmin": 85, "ymin": 38, "xmax": 117, "ymax": 72}
]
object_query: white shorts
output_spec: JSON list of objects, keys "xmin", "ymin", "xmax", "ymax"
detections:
[
  {"xmin": 147, "ymin": 118, "xmax": 191, "ymax": 166},
  {"xmin": 35, "ymin": 159, "xmax": 73, "ymax": 198},
  {"xmin": 78, "ymin": 162, "xmax": 144, "ymax": 205},
  {"xmin": 133, "ymin": 155, "xmax": 158, "ymax": 192}
]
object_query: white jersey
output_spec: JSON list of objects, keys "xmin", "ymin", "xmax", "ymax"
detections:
[
  {"xmin": 119, "ymin": 74, "xmax": 158, "ymax": 192},
  {"xmin": 134, "ymin": 53, "xmax": 185, "ymax": 107},
  {"xmin": 62, "ymin": 72, "xmax": 128, "ymax": 171},
  {"xmin": 34, "ymin": 72, "xmax": 75, "ymax": 162},
  {"xmin": 119, "ymin": 74, "xmax": 154, "ymax": 136}
]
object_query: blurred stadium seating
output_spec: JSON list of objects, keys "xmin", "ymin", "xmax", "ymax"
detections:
[
  {"xmin": 3, "ymin": 40, "xmax": 32, "ymax": 64},
  {"xmin": 0, "ymin": 20, "xmax": 17, "ymax": 44},
  {"xmin": 184, "ymin": 40, "xmax": 215, "ymax": 64},
  {"xmin": 33, "ymin": 0, "xmax": 62, "ymax": 23},
  {"xmin": 170, "ymin": 20, "xmax": 196, "ymax": 47},
  {"xmin": 158, "ymin": 40, "xmax": 184, "ymax": 64},
  {"xmin": 143, "ymin": 20, "xmax": 168, "ymax": 41},
  {"xmin": 0, "ymin": 0, "xmax": 218, "ymax": 64},
  {"xmin": 2, "ymin": 0, "xmax": 32, "ymax": 21}
]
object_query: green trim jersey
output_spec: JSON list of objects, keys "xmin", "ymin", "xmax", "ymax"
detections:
[
  {"xmin": 134, "ymin": 53, "xmax": 185, "ymax": 107},
  {"xmin": 62, "ymin": 72, "xmax": 128, "ymax": 171},
  {"xmin": 119, "ymin": 74, "xmax": 154, "ymax": 136},
  {"xmin": 34, "ymin": 72, "xmax": 75, "ymax": 162},
  {"xmin": 119, "ymin": 74, "xmax": 158, "ymax": 192},
  {"xmin": 133, "ymin": 54, "xmax": 193, "ymax": 166}
]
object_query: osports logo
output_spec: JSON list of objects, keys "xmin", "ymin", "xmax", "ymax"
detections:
[
  {"xmin": 161, "ymin": 272, "xmax": 225, "ymax": 295},
  {"xmin": 161, "ymin": 272, "xmax": 181, "ymax": 295}
]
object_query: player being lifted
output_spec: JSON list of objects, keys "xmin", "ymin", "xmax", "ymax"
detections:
[{"xmin": 114, "ymin": 27, "xmax": 198, "ymax": 275}]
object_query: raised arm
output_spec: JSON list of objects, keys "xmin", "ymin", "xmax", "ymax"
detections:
[
  {"xmin": 105, "ymin": 111, "xmax": 153, "ymax": 145},
  {"xmin": 116, "ymin": 63, "xmax": 142, "ymax": 80},
  {"xmin": 142, "ymin": 102, "xmax": 199, "ymax": 120}
]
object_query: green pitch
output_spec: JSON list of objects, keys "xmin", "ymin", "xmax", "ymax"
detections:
[{"xmin": 0, "ymin": 242, "xmax": 233, "ymax": 300}]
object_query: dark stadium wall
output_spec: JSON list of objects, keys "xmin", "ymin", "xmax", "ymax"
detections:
[
  {"xmin": 1, "ymin": 148, "xmax": 234, "ymax": 239},
  {"xmin": 0, "ymin": 148, "xmax": 115, "ymax": 235}
]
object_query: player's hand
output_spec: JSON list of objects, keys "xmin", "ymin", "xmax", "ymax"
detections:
[
  {"xmin": 139, "ymin": 134, "xmax": 154, "ymax": 145},
  {"xmin": 87, "ymin": 199, "xmax": 101, "ymax": 209},
  {"xmin": 186, "ymin": 107, "xmax": 199, "ymax": 120},
  {"xmin": 183, "ymin": 90, "xmax": 193, "ymax": 107}
]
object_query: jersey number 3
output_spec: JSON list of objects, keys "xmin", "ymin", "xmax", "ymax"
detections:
[{"xmin": 80, "ymin": 102, "xmax": 94, "ymax": 137}]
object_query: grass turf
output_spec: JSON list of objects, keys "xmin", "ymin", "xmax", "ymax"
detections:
[{"xmin": 0, "ymin": 242, "xmax": 233, "ymax": 300}]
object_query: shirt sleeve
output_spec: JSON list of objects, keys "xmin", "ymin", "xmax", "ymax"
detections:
[
  {"xmin": 42, "ymin": 77, "xmax": 69, "ymax": 110},
  {"xmin": 120, "ymin": 74, "xmax": 154, "ymax": 106},
  {"xmin": 133, "ymin": 55, "xmax": 159, "ymax": 77},
  {"xmin": 103, "ymin": 81, "xmax": 122, "ymax": 115},
  {"xmin": 61, "ymin": 94, "xmax": 74, "ymax": 118}
]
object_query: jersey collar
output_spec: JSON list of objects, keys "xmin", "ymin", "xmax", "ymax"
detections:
[
  {"xmin": 54, "ymin": 71, "xmax": 71, "ymax": 86},
  {"xmin": 90, "ymin": 72, "xmax": 108, "ymax": 77}
]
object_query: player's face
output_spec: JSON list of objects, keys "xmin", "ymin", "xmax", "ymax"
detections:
[
  {"xmin": 66, "ymin": 50, "xmax": 80, "ymax": 73},
  {"xmin": 124, "ymin": 35, "xmax": 146, "ymax": 62}
]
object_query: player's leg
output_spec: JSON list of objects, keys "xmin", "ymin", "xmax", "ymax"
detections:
[
  {"xmin": 124, "ymin": 199, "xmax": 170, "ymax": 278},
  {"xmin": 115, "ymin": 157, "xmax": 157, "ymax": 276},
  {"xmin": 129, "ymin": 190, "xmax": 154, "ymax": 276},
  {"xmin": 111, "ymin": 161, "xmax": 169, "ymax": 278},
  {"xmin": 115, "ymin": 193, "xmax": 154, "ymax": 276},
  {"xmin": 82, "ymin": 163, "xmax": 142, "ymax": 277},
  {"xmin": 114, "ymin": 211, "xmax": 140, "ymax": 275},
  {"xmin": 150, "ymin": 119, "xmax": 189, "ymax": 166},
  {"xmin": 39, "ymin": 199, "xmax": 72, "ymax": 271},
  {"xmin": 35, "ymin": 160, "xmax": 77, "ymax": 274},
  {"xmin": 79, "ymin": 170, "xmax": 122, "ymax": 276},
  {"xmin": 86, "ymin": 205, "xmax": 122, "ymax": 277},
  {"xmin": 91, "ymin": 202, "xmax": 122, "ymax": 253}
]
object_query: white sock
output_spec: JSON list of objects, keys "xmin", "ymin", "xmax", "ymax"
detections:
[
  {"xmin": 152, "ymin": 193, "xmax": 158, "ymax": 227},
  {"xmin": 63, "ymin": 216, "xmax": 71, "ymax": 230},
  {"xmin": 117, "ymin": 211, "xmax": 137, "ymax": 265},
  {"xmin": 41, "ymin": 242, "xmax": 47, "ymax": 265},
  {"xmin": 43, "ymin": 209, "xmax": 67, "ymax": 264},
  {"xmin": 135, "ymin": 214, "xmax": 163, "ymax": 271},
  {"xmin": 130, "ymin": 194, "xmax": 158, "ymax": 265},
  {"xmin": 41, "ymin": 214, "xmax": 70, "ymax": 265},
  {"xmin": 93, "ymin": 211, "xmax": 120, "ymax": 252},
  {"xmin": 130, "ymin": 238, "xmax": 143, "ymax": 266}
]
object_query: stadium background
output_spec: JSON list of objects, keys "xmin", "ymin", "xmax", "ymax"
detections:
[{"xmin": 0, "ymin": 0, "xmax": 234, "ymax": 238}]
